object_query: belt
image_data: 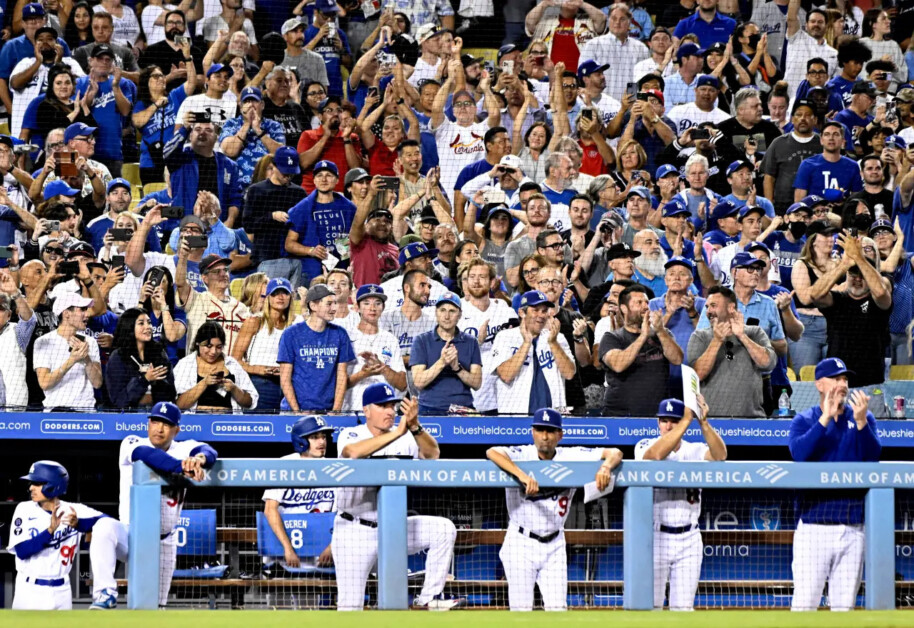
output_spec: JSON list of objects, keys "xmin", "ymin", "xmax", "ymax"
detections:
[
  {"xmin": 25, "ymin": 577, "xmax": 66, "ymax": 587},
  {"xmin": 161, "ymin": 530, "xmax": 174, "ymax": 540},
  {"xmin": 659, "ymin": 524, "xmax": 696, "ymax": 534},
  {"xmin": 339, "ymin": 512, "xmax": 378, "ymax": 528},
  {"xmin": 516, "ymin": 526, "xmax": 561, "ymax": 543}
]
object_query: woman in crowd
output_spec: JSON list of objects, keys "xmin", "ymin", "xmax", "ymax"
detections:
[
  {"xmin": 703, "ymin": 42, "xmax": 751, "ymax": 111},
  {"xmin": 464, "ymin": 201, "xmax": 515, "ymax": 279},
  {"xmin": 511, "ymin": 253, "xmax": 547, "ymax": 310},
  {"xmin": 446, "ymin": 239, "xmax": 480, "ymax": 293},
  {"xmin": 862, "ymin": 9, "xmax": 908, "ymax": 89},
  {"xmin": 301, "ymin": 81, "xmax": 326, "ymax": 130},
  {"xmin": 223, "ymin": 54, "xmax": 251, "ymax": 100},
  {"xmin": 175, "ymin": 322, "xmax": 257, "ymax": 412},
  {"xmin": 23, "ymin": 65, "xmax": 96, "ymax": 144},
  {"xmin": 105, "ymin": 307, "xmax": 176, "ymax": 408},
  {"xmin": 231, "ymin": 278, "xmax": 292, "ymax": 411},
  {"xmin": 240, "ymin": 272, "xmax": 268, "ymax": 314},
  {"xmin": 64, "ymin": 1, "xmax": 94, "ymax": 49},
  {"xmin": 98, "ymin": 213, "xmax": 139, "ymax": 264},
  {"xmin": 790, "ymin": 221, "xmax": 840, "ymax": 370},
  {"xmin": 614, "ymin": 139, "xmax": 649, "ymax": 187},
  {"xmin": 139, "ymin": 265, "xmax": 187, "ymax": 366},
  {"xmin": 513, "ymin": 122, "xmax": 553, "ymax": 186},
  {"xmin": 251, "ymin": 154, "xmax": 275, "ymax": 185},
  {"xmin": 359, "ymin": 92, "xmax": 420, "ymax": 176}
]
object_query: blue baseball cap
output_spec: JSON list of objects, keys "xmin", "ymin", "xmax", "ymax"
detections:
[
  {"xmin": 662, "ymin": 200, "xmax": 690, "ymax": 217},
  {"xmin": 106, "ymin": 177, "xmax": 131, "ymax": 194},
  {"xmin": 519, "ymin": 289, "xmax": 554, "ymax": 309},
  {"xmin": 786, "ymin": 202, "xmax": 811, "ymax": 215},
  {"xmin": 664, "ymin": 255, "xmax": 695, "ymax": 271},
  {"xmin": 657, "ymin": 398, "xmax": 685, "ymax": 419},
  {"xmin": 313, "ymin": 0, "xmax": 339, "ymax": 13},
  {"xmin": 44, "ymin": 180, "xmax": 80, "ymax": 200},
  {"xmin": 274, "ymin": 146, "xmax": 301, "ymax": 175},
  {"xmin": 356, "ymin": 284, "xmax": 387, "ymax": 303},
  {"xmin": 399, "ymin": 242, "xmax": 437, "ymax": 265},
  {"xmin": 711, "ymin": 199, "xmax": 739, "ymax": 221},
  {"xmin": 149, "ymin": 401, "xmax": 182, "ymax": 426},
  {"xmin": 745, "ymin": 241, "xmax": 771, "ymax": 256},
  {"xmin": 22, "ymin": 2, "xmax": 45, "ymax": 18},
  {"xmin": 436, "ymin": 291, "xmax": 462, "ymax": 310},
  {"xmin": 814, "ymin": 357, "xmax": 855, "ymax": 380},
  {"xmin": 206, "ymin": 63, "xmax": 231, "ymax": 78},
  {"xmin": 822, "ymin": 188, "xmax": 845, "ymax": 203},
  {"xmin": 362, "ymin": 382, "xmax": 400, "ymax": 407},
  {"xmin": 677, "ymin": 43, "xmax": 701, "ymax": 60},
  {"xmin": 869, "ymin": 219, "xmax": 894, "ymax": 236},
  {"xmin": 738, "ymin": 205, "xmax": 766, "ymax": 221},
  {"xmin": 531, "ymin": 407, "xmax": 563, "ymax": 429},
  {"xmin": 497, "ymin": 44, "xmax": 518, "ymax": 60},
  {"xmin": 240, "ymin": 86, "xmax": 262, "ymax": 102},
  {"xmin": 313, "ymin": 159, "xmax": 339, "ymax": 177},
  {"xmin": 731, "ymin": 251, "xmax": 766, "ymax": 270},
  {"xmin": 726, "ymin": 159, "xmax": 753, "ymax": 177},
  {"xmin": 656, "ymin": 164, "xmax": 679, "ymax": 179},
  {"xmin": 626, "ymin": 185, "xmax": 651, "ymax": 201},
  {"xmin": 801, "ymin": 194, "xmax": 828, "ymax": 208},
  {"xmin": 696, "ymin": 74, "xmax": 720, "ymax": 89},
  {"xmin": 886, "ymin": 134, "xmax": 907, "ymax": 150},
  {"xmin": 266, "ymin": 277, "xmax": 292, "ymax": 295},
  {"xmin": 577, "ymin": 59, "xmax": 609, "ymax": 80},
  {"xmin": 64, "ymin": 122, "xmax": 96, "ymax": 144}
]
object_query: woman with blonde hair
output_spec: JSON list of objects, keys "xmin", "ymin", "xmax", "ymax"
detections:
[
  {"xmin": 521, "ymin": 39, "xmax": 554, "ymax": 83},
  {"xmin": 252, "ymin": 154, "xmax": 276, "ymax": 184},
  {"xmin": 240, "ymin": 272, "xmax": 268, "ymax": 314},
  {"xmin": 615, "ymin": 139, "xmax": 648, "ymax": 186},
  {"xmin": 231, "ymin": 277, "xmax": 293, "ymax": 411}
]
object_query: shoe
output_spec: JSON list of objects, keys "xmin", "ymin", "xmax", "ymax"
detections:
[
  {"xmin": 89, "ymin": 591, "xmax": 118, "ymax": 610},
  {"xmin": 412, "ymin": 596, "xmax": 466, "ymax": 611}
]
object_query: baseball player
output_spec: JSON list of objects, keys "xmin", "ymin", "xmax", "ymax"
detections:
[
  {"xmin": 8, "ymin": 461, "xmax": 107, "ymax": 610},
  {"xmin": 635, "ymin": 396, "xmax": 727, "ymax": 611},
  {"xmin": 486, "ymin": 408, "xmax": 623, "ymax": 612},
  {"xmin": 332, "ymin": 382, "xmax": 463, "ymax": 611},
  {"xmin": 263, "ymin": 415, "xmax": 338, "ymax": 571},
  {"xmin": 89, "ymin": 401, "xmax": 218, "ymax": 609},
  {"xmin": 788, "ymin": 357, "xmax": 881, "ymax": 612}
]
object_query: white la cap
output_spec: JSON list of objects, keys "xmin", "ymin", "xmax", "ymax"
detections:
[
  {"xmin": 499, "ymin": 154, "xmax": 523, "ymax": 172},
  {"xmin": 52, "ymin": 292, "xmax": 94, "ymax": 317}
]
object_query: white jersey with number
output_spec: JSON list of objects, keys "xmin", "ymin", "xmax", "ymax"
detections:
[
  {"xmin": 118, "ymin": 435, "xmax": 209, "ymax": 534},
  {"xmin": 261, "ymin": 452, "xmax": 338, "ymax": 513},
  {"xmin": 334, "ymin": 424, "xmax": 418, "ymax": 521},
  {"xmin": 495, "ymin": 445, "xmax": 603, "ymax": 534},
  {"xmin": 8, "ymin": 500, "xmax": 104, "ymax": 578},
  {"xmin": 459, "ymin": 299, "xmax": 519, "ymax": 412},
  {"xmin": 634, "ymin": 437, "xmax": 708, "ymax": 528}
]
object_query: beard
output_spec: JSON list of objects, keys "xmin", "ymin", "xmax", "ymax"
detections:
[
  {"xmin": 165, "ymin": 28, "xmax": 182, "ymax": 42},
  {"xmin": 635, "ymin": 249, "xmax": 668, "ymax": 277},
  {"xmin": 466, "ymin": 283, "xmax": 489, "ymax": 298}
]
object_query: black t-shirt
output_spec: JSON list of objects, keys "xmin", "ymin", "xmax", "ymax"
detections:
[
  {"xmin": 140, "ymin": 41, "xmax": 205, "ymax": 93},
  {"xmin": 24, "ymin": 300, "xmax": 58, "ymax": 408},
  {"xmin": 262, "ymin": 97, "xmax": 309, "ymax": 147},
  {"xmin": 556, "ymin": 308, "xmax": 589, "ymax": 412},
  {"xmin": 847, "ymin": 189, "xmax": 894, "ymax": 219},
  {"xmin": 197, "ymin": 154, "xmax": 219, "ymax": 196},
  {"xmin": 821, "ymin": 290, "xmax": 892, "ymax": 386},
  {"xmin": 716, "ymin": 117, "xmax": 783, "ymax": 155},
  {"xmin": 598, "ymin": 327, "xmax": 671, "ymax": 416},
  {"xmin": 243, "ymin": 179, "xmax": 308, "ymax": 263}
]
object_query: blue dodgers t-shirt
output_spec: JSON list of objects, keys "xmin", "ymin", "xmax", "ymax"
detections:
[
  {"xmin": 85, "ymin": 215, "xmax": 163, "ymax": 254},
  {"xmin": 825, "ymin": 75, "xmax": 855, "ymax": 109},
  {"xmin": 303, "ymin": 25, "xmax": 351, "ymax": 97},
  {"xmin": 76, "ymin": 75, "xmax": 137, "ymax": 161},
  {"xmin": 0, "ymin": 34, "xmax": 70, "ymax": 79},
  {"xmin": 410, "ymin": 328, "xmax": 482, "ymax": 414},
  {"xmin": 149, "ymin": 307, "xmax": 187, "ymax": 365},
  {"xmin": 764, "ymin": 231, "xmax": 805, "ymax": 290},
  {"xmin": 134, "ymin": 85, "xmax": 189, "ymax": 169},
  {"xmin": 833, "ymin": 108, "xmax": 872, "ymax": 152},
  {"xmin": 287, "ymin": 191, "xmax": 356, "ymax": 282},
  {"xmin": 793, "ymin": 154, "xmax": 863, "ymax": 197},
  {"xmin": 277, "ymin": 321, "xmax": 355, "ymax": 411}
]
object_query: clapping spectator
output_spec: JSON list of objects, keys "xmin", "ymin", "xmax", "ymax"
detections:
[
  {"xmin": 105, "ymin": 307, "xmax": 177, "ymax": 408},
  {"xmin": 220, "ymin": 86, "xmax": 285, "ymax": 185},
  {"xmin": 175, "ymin": 320, "xmax": 257, "ymax": 411},
  {"xmin": 71, "ymin": 11, "xmax": 140, "ymax": 82},
  {"xmin": 0, "ymin": 270, "xmax": 37, "ymax": 409},
  {"xmin": 24, "ymin": 65, "xmax": 96, "ymax": 149},
  {"xmin": 262, "ymin": 67, "xmax": 308, "ymax": 147}
]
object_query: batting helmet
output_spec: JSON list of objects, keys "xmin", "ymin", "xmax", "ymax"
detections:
[
  {"xmin": 291, "ymin": 415, "xmax": 335, "ymax": 453},
  {"xmin": 21, "ymin": 460, "xmax": 69, "ymax": 498}
]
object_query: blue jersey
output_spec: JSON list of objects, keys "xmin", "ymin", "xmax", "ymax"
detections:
[
  {"xmin": 85, "ymin": 214, "xmax": 162, "ymax": 254},
  {"xmin": 453, "ymin": 158, "xmax": 494, "ymax": 195},
  {"xmin": 76, "ymin": 75, "xmax": 136, "ymax": 161},
  {"xmin": 833, "ymin": 108, "xmax": 872, "ymax": 152},
  {"xmin": 218, "ymin": 117, "xmax": 285, "ymax": 185},
  {"xmin": 825, "ymin": 75, "xmax": 855, "ymax": 109},
  {"xmin": 0, "ymin": 34, "xmax": 70, "ymax": 79},
  {"xmin": 134, "ymin": 85, "xmax": 189, "ymax": 169},
  {"xmin": 723, "ymin": 193, "xmax": 775, "ymax": 219},
  {"xmin": 149, "ymin": 307, "xmax": 187, "ymax": 365},
  {"xmin": 303, "ymin": 25, "xmax": 350, "ymax": 97},
  {"xmin": 764, "ymin": 231, "xmax": 805, "ymax": 290},
  {"xmin": 277, "ymin": 321, "xmax": 355, "ymax": 411},
  {"xmin": 793, "ymin": 154, "xmax": 863, "ymax": 197},
  {"xmin": 673, "ymin": 11, "xmax": 736, "ymax": 47},
  {"xmin": 287, "ymin": 191, "xmax": 356, "ymax": 283}
]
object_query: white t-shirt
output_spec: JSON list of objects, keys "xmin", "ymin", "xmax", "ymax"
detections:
[
  {"xmin": 109, "ymin": 251, "xmax": 176, "ymax": 314},
  {"xmin": 343, "ymin": 326, "xmax": 405, "ymax": 411},
  {"xmin": 175, "ymin": 92, "xmax": 239, "ymax": 126},
  {"xmin": 634, "ymin": 437, "xmax": 708, "ymax": 528},
  {"xmin": 459, "ymin": 298, "xmax": 518, "ymax": 412},
  {"xmin": 665, "ymin": 103, "xmax": 729, "ymax": 135},
  {"xmin": 334, "ymin": 423, "xmax": 418, "ymax": 520},
  {"xmin": 379, "ymin": 274, "xmax": 449, "ymax": 309},
  {"xmin": 94, "ymin": 4, "xmax": 141, "ymax": 46},
  {"xmin": 262, "ymin": 452, "xmax": 337, "ymax": 513},
  {"xmin": 493, "ymin": 444, "xmax": 603, "ymax": 534},
  {"xmin": 202, "ymin": 14, "xmax": 258, "ymax": 44},
  {"xmin": 140, "ymin": 3, "xmax": 176, "ymax": 46},
  {"xmin": 432, "ymin": 119, "xmax": 489, "ymax": 201},
  {"xmin": 33, "ymin": 331, "xmax": 100, "ymax": 409},
  {"xmin": 202, "ymin": 0, "xmax": 254, "ymax": 20},
  {"xmin": 407, "ymin": 56, "xmax": 441, "ymax": 87},
  {"xmin": 577, "ymin": 93, "xmax": 622, "ymax": 128},
  {"xmin": 487, "ymin": 326, "xmax": 574, "ymax": 414},
  {"xmin": 10, "ymin": 57, "xmax": 85, "ymax": 137},
  {"xmin": 8, "ymin": 500, "xmax": 104, "ymax": 578}
]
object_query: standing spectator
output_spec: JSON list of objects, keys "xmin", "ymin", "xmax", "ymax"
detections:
[
  {"xmin": 33, "ymin": 292, "xmax": 103, "ymax": 410},
  {"xmin": 723, "ymin": 160, "xmax": 775, "ymax": 219},
  {"xmin": 580, "ymin": 4, "xmax": 649, "ymax": 102},
  {"xmin": 861, "ymin": 9, "xmax": 907, "ymax": 92},
  {"xmin": 663, "ymin": 43, "xmax": 704, "ymax": 110},
  {"xmin": 219, "ymin": 86, "xmax": 285, "ymax": 185},
  {"xmin": 201, "ymin": 0, "xmax": 257, "ymax": 51},
  {"xmin": 131, "ymin": 41, "xmax": 196, "ymax": 184},
  {"xmin": 174, "ymin": 63, "xmax": 236, "ymax": 126},
  {"xmin": 72, "ymin": 12, "xmax": 140, "ymax": 82},
  {"xmin": 672, "ymin": 0, "xmax": 735, "ymax": 48},
  {"xmin": 833, "ymin": 82, "xmax": 875, "ymax": 154},
  {"xmin": 23, "ymin": 65, "xmax": 95, "ymax": 147},
  {"xmin": 138, "ymin": 265, "xmax": 187, "ymax": 366},
  {"xmin": 524, "ymin": 0, "xmax": 607, "ymax": 71},
  {"xmin": 297, "ymin": 95, "xmax": 363, "ymax": 193},
  {"xmin": 793, "ymin": 121, "xmax": 863, "ymax": 201},
  {"xmin": 784, "ymin": 1, "xmax": 836, "ymax": 100},
  {"xmin": 74, "ymin": 44, "xmax": 135, "ymax": 177},
  {"xmin": 280, "ymin": 18, "xmax": 329, "ymax": 91},
  {"xmin": 164, "ymin": 112, "xmax": 244, "ymax": 227},
  {"xmin": 761, "ymin": 100, "xmax": 822, "ymax": 213},
  {"xmin": 380, "ymin": 242, "xmax": 448, "ymax": 307},
  {"xmin": 687, "ymin": 285, "xmax": 776, "ymax": 417},
  {"xmin": 648, "ymin": 256, "xmax": 704, "ymax": 360},
  {"xmin": 763, "ymin": 203, "xmax": 811, "ymax": 290},
  {"xmin": 717, "ymin": 88, "xmax": 783, "ymax": 155},
  {"xmin": 0, "ymin": 273, "xmax": 37, "ymax": 409},
  {"xmin": 303, "ymin": 0, "xmax": 352, "ymax": 98},
  {"xmin": 64, "ymin": 2, "xmax": 94, "ymax": 50},
  {"xmin": 750, "ymin": 0, "xmax": 800, "ymax": 64},
  {"xmin": 488, "ymin": 289, "xmax": 575, "ymax": 414},
  {"xmin": 633, "ymin": 28, "xmax": 676, "ymax": 81},
  {"xmin": 349, "ymin": 177, "xmax": 399, "ymax": 287},
  {"xmin": 827, "ymin": 39, "xmax": 873, "ymax": 109},
  {"xmin": 631, "ymin": 229, "xmax": 671, "ymax": 296},
  {"xmin": 411, "ymin": 291, "xmax": 482, "ymax": 415},
  {"xmin": 379, "ymin": 269, "xmax": 437, "ymax": 375},
  {"xmin": 407, "ymin": 25, "xmax": 445, "ymax": 88},
  {"xmin": 231, "ymin": 277, "xmax": 293, "ymax": 411},
  {"xmin": 262, "ymin": 67, "xmax": 308, "ymax": 147},
  {"xmin": 619, "ymin": 87, "xmax": 676, "ymax": 174},
  {"xmin": 278, "ymin": 284, "xmax": 355, "ymax": 413},
  {"xmin": 142, "ymin": 0, "xmax": 203, "ymax": 48},
  {"xmin": 104, "ymin": 307, "xmax": 176, "ymax": 409},
  {"xmin": 141, "ymin": 10, "xmax": 205, "ymax": 93},
  {"xmin": 175, "ymin": 320, "xmax": 257, "ymax": 411},
  {"xmin": 600, "ymin": 283, "xmax": 682, "ymax": 416},
  {"xmin": 93, "ymin": 0, "xmax": 140, "ymax": 48},
  {"xmin": 788, "ymin": 358, "xmax": 880, "ymax": 611}
]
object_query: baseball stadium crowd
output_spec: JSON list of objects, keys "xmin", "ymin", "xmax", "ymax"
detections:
[{"xmin": 0, "ymin": 0, "xmax": 911, "ymax": 418}]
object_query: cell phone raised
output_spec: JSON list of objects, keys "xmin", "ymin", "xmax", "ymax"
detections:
[
  {"xmin": 581, "ymin": 108, "xmax": 594, "ymax": 121},
  {"xmin": 625, "ymin": 82, "xmax": 637, "ymax": 98},
  {"xmin": 379, "ymin": 176, "xmax": 400, "ymax": 190},
  {"xmin": 0, "ymin": 245, "xmax": 13, "ymax": 259},
  {"xmin": 636, "ymin": 92, "xmax": 650, "ymax": 102},
  {"xmin": 185, "ymin": 235, "xmax": 208, "ymax": 249},
  {"xmin": 46, "ymin": 220, "xmax": 60, "ymax": 232},
  {"xmin": 111, "ymin": 255, "xmax": 126, "ymax": 269},
  {"xmin": 55, "ymin": 151, "xmax": 79, "ymax": 178},
  {"xmin": 160, "ymin": 206, "xmax": 185, "ymax": 219},
  {"xmin": 58, "ymin": 260, "xmax": 79, "ymax": 276},
  {"xmin": 109, "ymin": 228, "xmax": 133, "ymax": 241},
  {"xmin": 147, "ymin": 266, "xmax": 166, "ymax": 289},
  {"xmin": 501, "ymin": 59, "xmax": 514, "ymax": 75},
  {"xmin": 691, "ymin": 128, "xmax": 711, "ymax": 141}
]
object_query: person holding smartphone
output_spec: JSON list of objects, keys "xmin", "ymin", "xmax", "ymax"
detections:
[
  {"xmin": 175, "ymin": 320, "xmax": 257, "ymax": 412},
  {"xmin": 105, "ymin": 307, "xmax": 177, "ymax": 409}
]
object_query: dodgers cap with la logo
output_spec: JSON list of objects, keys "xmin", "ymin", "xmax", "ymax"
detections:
[
  {"xmin": 531, "ymin": 408, "xmax": 563, "ymax": 429},
  {"xmin": 362, "ymin": 382, "xmax": 401, "ymax": 407},
  {"xmin": 657, "ymin": 398, "xmax": 686, "ymax": 420},
  {"xmin": 815, "ymin": 357, "xmax": 855, "ymax": 380},
  {"xmin": 274, "ymin": 146, "xmax": 301, "ymax": 175}
]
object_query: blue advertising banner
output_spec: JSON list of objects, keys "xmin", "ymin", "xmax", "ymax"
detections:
[
  {"xmin": 174, "ymin": 509, "xmax": 216, "ymax": 556},
  {"xmin": 5, "ymin": 412, "xmax": 914, "ymax": 447}
]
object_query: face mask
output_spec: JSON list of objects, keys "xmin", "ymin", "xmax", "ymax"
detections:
[
  {"xmin": 854, "ymin": 213, "xmax": 874, "ymax": 231},
  {"xmin": 788, "ymin": 222, "xmax": 807, "ymax": 239},
  {"xmin": 747, "ymin": 34, "xmax": 761, "ymax": 49}
]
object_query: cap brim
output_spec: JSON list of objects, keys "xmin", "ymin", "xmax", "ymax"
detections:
[
  {"xmin": 530, "ymin": 422, "xmax": 562, "ymax": 429},
  {"xmin": 357, "ymin": 293, "xmax": 388, "ymax": 302}
]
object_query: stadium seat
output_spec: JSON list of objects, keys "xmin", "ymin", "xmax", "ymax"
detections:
[
  {"xmin": 890, "ymin": 365, "xmax": 914, "ymax": 380},
  {"xmin": 143, "ymin": 182, "xmax": 168, "ymax": 195},
  {"xmin": 786, "ymin": 367, "xmax": 796, "ymax": 382},
  {"xmin": 230, "ymin": 278, "xmax": 244, "ymax": 301},
  {"xmin": 254, "ymin": 511, "xmax": 335, "ymax": 575},
  {"xmin": 122, "ymin": 162, "xmax": 142, "ymax": 188},
  {"xmin": 463, "ymin": 48, "xmax": 497, "ymax": 66},
  {"xmin": 799, "ymin": 365, "xmax": 816, "ymax": 381}
]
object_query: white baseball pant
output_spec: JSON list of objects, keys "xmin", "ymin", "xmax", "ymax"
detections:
[
  {"xmin": 13, "ymin": 577, "xmax": 72, "ymax": 610},
  {"xmin": 791, "ymin": 520, "xmax": 865, "ymax": 611},
  {"xmin": 653, "ymin": 528, "xmax": 703, "ymax": 611},
  {"xmin": 90, "ymin": 517, "xmax": 178, "ymax": 607},
  {"xmin": 499, "ymin": 527, "xmax": 567, "ymax": 612},
  {"xmin": 330, "ymin": 514, "xmax": 457, "ymax": 611}
]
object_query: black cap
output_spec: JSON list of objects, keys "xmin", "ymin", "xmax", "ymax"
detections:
[
  {"xmin": 605, "ymin": 243, "xmax": 642, "ymax": 261},
  {"xmin": 851, "ymin": 81, "xmax": 877, "ymax": 98},
  {"xmin": 35, "ymin": 26, "xmax": 58, "ymax": 40},
  {"xmin": 418, "ymin": 205, "xmax": 439, "ymax": 226},
  {"xmin": 67, "ymin": 241, "xmax": 96, "ymax": 259},
  {"xmin": 461, "ymin": 53, "xmax": 483, "ymax": 68},
  {"xmin": 91, "ymin": 43, "xmax": 115, "ymax": 58},
  {"xmin": 199, "ymin": 254, "xmax": 231, "ymax": 274},
  {"xmin": 792, "ymin": 98, "xmax": 816, "ymax": 115},
  {"xmin": 806, "ymin": 220, "xmax": 838, "ymax": 238}
]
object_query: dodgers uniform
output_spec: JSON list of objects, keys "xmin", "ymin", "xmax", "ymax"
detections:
[
  {"xmin": 331, "ymin": 423, "xmax": 456, "ymax": 611},
  {"xmin": 459, "ymin": 298, "xmax": 518, "ymax": 413},
  {"xmin": 8, "ymin": 500, "xmax": 106, "ymax": 610}
]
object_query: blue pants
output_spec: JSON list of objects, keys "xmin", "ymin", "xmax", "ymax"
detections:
[
  {"xmin": 250, "ymin": 375, "xmax": 283, "ymax": 412},
  {"xmin": 788, "ymin": 313, "xmax": 828, "ymax": 370}
]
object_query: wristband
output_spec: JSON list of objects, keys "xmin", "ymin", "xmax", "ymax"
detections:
[
  {"xmin": 343, "ymin": 139, "xmax": 353, "ymax": 145},
  {"xmin": 409, "ymin": 425, "xmax": 424, "ymax": 435},
  {"xmin": 573, "ymin": 335, "xmax": 585, "ymax": 344},
  {"xmin": 183, "ymin": 57, "xmax": 193, "ymax": 62}
]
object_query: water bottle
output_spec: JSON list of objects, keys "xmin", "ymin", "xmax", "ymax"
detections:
[{"xmin": 777, "ymin": 391, "xmax": 791, "ymax": 417}]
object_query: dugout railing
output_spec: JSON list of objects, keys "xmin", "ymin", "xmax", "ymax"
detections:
[{"xmin": 127, "ymin": 459, "xmax": 913, "ymax": 610}]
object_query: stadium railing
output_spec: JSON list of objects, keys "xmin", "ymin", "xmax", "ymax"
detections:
[{"xmin": 128, "ymin": 459, "xmax": 911, "ymax": 610}]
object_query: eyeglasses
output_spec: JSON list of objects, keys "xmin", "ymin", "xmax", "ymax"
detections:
[
  {"xmin": 307, "ymin": 90, "xmax": 326, "ymax": 97},
  {"xmin": 44, "ymin": 247, "xmax": 64, "ymax": 256},
  {"xmin": 453, "ymin": 101, "xmax": 475, "ymax": 108},
  {"xmin": 562, "ymin": 83, "xmax": 577, "ymax": 90},
  {"xmin": 165, "ymin": 19, "xmax": 185, "ymax": 26},
  {"xmin": 522, "ymin": 268, "xmax": 541, "ymax": 276},
  {"xmin": 725, "ymin": 340, "xmax": 734, "ymax": 361},
  {"xmin": 538, "ymin": 278, "xmax": 564, "ymax": 286},
  {"xmin": 740, "ymin": 266, "xmax": 761, "ymax": 274},
  {"xmin": 150, "ymin": 73, "xmax": 165, "ymax": 79},
  {"xmin": 74, "ymin": 136, "xmax": 96, "ymax": 143},
  {"xmin": 542, "ymin": 242, "xmax": 564, "ymax": 250},
  {"xmin": 807, "ymin": 69, "xmax": 828, "ymax": 75},
  {"xmin": 48, "ymin": 141, "xmax": 64, "ymax": 150}
]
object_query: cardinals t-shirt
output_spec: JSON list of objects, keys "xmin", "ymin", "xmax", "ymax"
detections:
[{"xmin": 433, "ymin": 119, "xmax": 488, "ymax": 202}]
